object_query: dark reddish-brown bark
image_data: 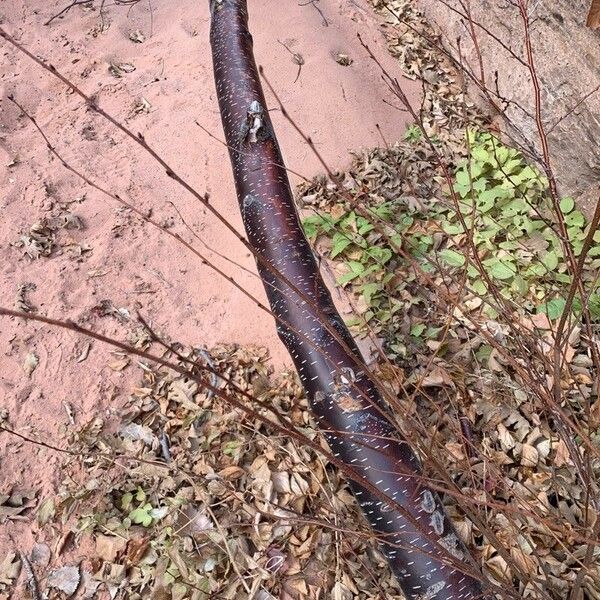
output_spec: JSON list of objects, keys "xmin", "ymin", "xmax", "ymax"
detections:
[{"xmin": 208, "ymin": 1, "xmax": 487, "ymax": 597}]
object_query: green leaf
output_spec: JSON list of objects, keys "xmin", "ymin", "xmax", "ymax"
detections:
[
  {"xmin": 357, "ymin": 219, "xmax": 374, "ymax": 235},
  {"xmin": 344, "ymin": 316, "xmax": 361, "ymax": 328},
  {"xmin": 526, "ymin": 262, "xmax": 548, "ymax": 277},
  {"xmin": 390, "ymin": 233, "xmax": 403, "ymax": 248},
  {"xmin": 485, "ymin": 258, "xmax": 516, "ymax": 280},
  {"xmin": 565, "ymin": 211, "xmax": 585, "ymax": 228},
  {"xmin": 121, "ymin": 493, "xmax": 134, "ymax": 511},
  {"xmin": 589, "ymin": 294, "xmax": 600, "ymax": 320},
  {"xmin": 477, "ymin": 187, "xmax": 507, "ymax": 213},
  {"xmin": 364, "ymin": 246, "xmax": 393, "ymax": 264},
  {"xmin": 340, "ymin": 211, "xmax": 356, "ymax": 229},
  {"xmin": 475, "ymin": 344, "xmax": 493, "ymax": 362},
  {"xmin": 520, "ymin": 216, "xmax": 536, "ymax": 234},
  {"xmin": 455, "ymin": 170, "xmax": 471, "ymax": 187},
  {"xmin": 361, "ymin": 282, "xmax": 380, "ymax": 305},
  {"xmin": 511, "ymin": 275, "xmax": 529, "ymax": 296},
  {"xmin": 404, "ymin": 124, "xmax": 422, "ymax": 141},
  {"xmin": 410, "ymin": 323, "xmax": 426, "ymax": 337},
  {"xmin": 493, "ymin": 145, "xmax": 510, "ymax": 166},
  {"xmin": 471, "ymin": 146, "xmax": 490, "ymax": 163},
  {"xmin": 130, "ymin": 504, "xmax": 153, "ymax": 527},
  {"xmin": 559, "ymin": 197, "xmax": 574, "ymax": 214},
  {"xmin": 441, "ymin": 221, "xmax": 464, "ymax": 235},
  {"xmin": 330, "ymin": 232, "xmax": 352, "ymax": 258},
  {"xmin": 373, "ymin": 203, "xmax": 394, "ymax": 220},
  {"xmin": 554, "ymin": 273, "xmax": 572, "ymax": 284},
  {"xmin": 302, "ymin": 214, "xmax": 334, "ymax": 239},
  {"xmin": 303, "ymin": 221, "xmax": 318, "ymax": 240},
  {"xmin": 483, "ymin": 305, "xmax": 499, "ymax": 319},
  {"xmin": 503, "ymin": 198, "xmax": 527, "ymax": 217},
  {"xmin": 471, "ymin": 279, "xmax": 487, "ymax": 295},
  {"xmin": 337, "ymin": 261, "xmax": 365, "ymax": 286},
  {"xmin": 538, "ymin": 297, "xmax": 566, "ymax": 320},
  {"xmin": 467, "ymin": 265, "xmax": 479, "ymax": 279},
  {"xmin": 503, "ymin": 158, "xmax": 523, "ymax": 174},
  {"xmin": 511, "ymin": 165, "xmax": 540, "ymax": 185},
  {"xmin": 439, "ymin": 249, "xmax": 466, "ymax": 267},
  {"xmin": 453, "ymin": 183, "xmax": 471, "ymax": 198},
  {"xmin": 542, "ymin": 250, "xmax": 559, "ymax": 271},
  {"xmin": 498, "ymin": 240, "xmax": 519, "ymax": 251},
  {"xmin": 425, "ymin": 326, "xmax": 443, "ymax": 339},
  {"xmin": 223, "ymin": 440, "xmax": 241, "ymax": 456}
]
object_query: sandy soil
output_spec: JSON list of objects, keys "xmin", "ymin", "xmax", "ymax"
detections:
[{"xmin": 0, "ymin": 0, "xmax": 418, "ymax": 587}]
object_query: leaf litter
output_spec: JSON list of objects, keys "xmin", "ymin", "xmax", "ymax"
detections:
[
  {"xmin": 1, "ymin": 0, "xmax": 598, "ymax": 598},
  {"xmin": 18, "ymin": 344, "xmax": 406, "ymax": 599},
  {"xmin": 300, "ymin": 0, "xmax": 600, "ymax": 596},
  {"xmin": 14, "ymin": 211, "xmax": 89, "ymax": 260}
]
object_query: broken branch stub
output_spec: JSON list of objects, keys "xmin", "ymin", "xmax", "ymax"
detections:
[{"xmin": 208, "ymin": 1, "xmax": 488, "ymax": 597}]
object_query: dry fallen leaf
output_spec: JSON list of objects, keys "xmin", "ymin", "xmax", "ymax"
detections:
[
  {"xmin": 95, "ymin": 535, "xmax": 127, "ymax": 562},
  {"xmin": 334, "ymin": 392, "xmax": 364, "ymax": 413},
  {"xmin": 6, "ymin": 155, "xmax": 20, "ymax": 167},
  {"xmin": 14, "ymin": 283, "xmax": 36, "ymax": 313},
  {"xmin": 335, "ymin": 52, "xmax": 353, "ymax": 66},
  {"xmin": 119, "ymin": 423, "xmax": 156, "ymax": 445},
  {"xmin": 87, "ymin": 268, "xmax": 109, "ymax": 278},
  {"xmin": 18, "ymin": 219, "xmax": 55, "ymax": 259},
  {"xmin": 587, "ymin": 0, "xmax": 600, "ymax": 28},
  {"xmin": 421, "ymin": 365, "xmax": 454, "ymax": 388},
  {"xmin": 520, "ymin": 443, "xmax": 539, "ymax": 467},
  {"xmin": 0, "ymin": 552, "xmax": 20, "ymax": 586},
  {"xmin": 109, "ymin": 357, "xmax": 130, "ymax": 371},
  {"xmin": 332, "ymin": 580, "xmax": 353, "ymax": 600},
  {"xmin": 109, "ymin": 62, "xmax": 136, "ymax": 77},
  {"xmin": 23, "ymin": 352, "xmax": 39, "ymax": 377},
  {"xmin": 37, "ymin": 497, "xmax": 56, "ymax": 526},
  {"xmin": 133, "ymin": 97, "xmax": 152, "ymax": 115},
  {"xmin": 129, "ymin": 29, "xmax": 146, "ymax": 43},
  {"xmin": 0, "ymin": 490, "xmax": 37, "ymax": 523},
  {"xmin": 125, "ymin": 536, "xmax": 150, "ymax": 565},
  {"xmin": 47, "ymin": 565, "xmax": 80, "ymax": 597},
  {"xmin": 553, "ymin": 438, "xmax": 571, "ymax": 467},
  {"xmin": 218, "ymin": 466, "xmax": 245, "ymax": 480},
  {"xmin": 168, "ymin": 378, "xmax": 198, "ymax": 410},
  {"xmin": 77, "ymin": 342, "xmax": 91, "ymax": 363}
]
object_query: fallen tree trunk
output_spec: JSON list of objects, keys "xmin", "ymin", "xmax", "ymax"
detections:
[{"xmin": 208, "ymin": 1, "xmax": 487, "ymax": 597}]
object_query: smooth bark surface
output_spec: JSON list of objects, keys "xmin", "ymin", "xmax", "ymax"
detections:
[{"xmin": 208, "ymin": 1, "xmax": 487, "ymax": 597}]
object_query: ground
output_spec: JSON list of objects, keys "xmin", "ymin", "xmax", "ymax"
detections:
[{"xmin": 0, "ymin": 0, "xmax": 418, "ymax": 596}]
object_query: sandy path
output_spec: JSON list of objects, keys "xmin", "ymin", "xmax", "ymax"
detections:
[{"xmin": 0, "ymin": 0, "xmax": 418, "ymax": 578}]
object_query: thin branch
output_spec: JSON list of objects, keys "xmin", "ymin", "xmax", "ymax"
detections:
[{"xmin": 44, "ymin": 0, "xmax": 92, "ymax": 26}]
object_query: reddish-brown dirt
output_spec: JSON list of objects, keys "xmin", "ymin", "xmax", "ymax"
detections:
[{"xmin": 0, "ymin": 0, "xmax": 418, "ymax": 585}]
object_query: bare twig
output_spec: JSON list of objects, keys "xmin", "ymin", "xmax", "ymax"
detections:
[
  {"xmin": 19, "ymin": 553, "xmax": 42, "ymax": 600},
  {"xmin": 298, "ymin": 0, "xmax": 329, "ymax": 26}
]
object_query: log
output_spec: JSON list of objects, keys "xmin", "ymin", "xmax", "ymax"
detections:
[{"xmin": 208, "ymin": 1, "xmax": 488, "ymax": 597}]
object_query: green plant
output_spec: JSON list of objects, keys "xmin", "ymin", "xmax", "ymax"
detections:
[
  {"xmin": 303, "ymin": 203, "xmax": 410, "ymax": 332},
  {"xmin": 302, "ymin": 129, "xmax": 600, "ymax": 359},
  {"xmin": 438, "ymin": 130, "xmax": 599, "ymax": 318},
  {"xmin": 121, "ymin": 486, "xmax": 167, "ymax": 528},
  {"xmin": 403, "ymin": 123, "xmax": 423, "ymax": 142}
]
